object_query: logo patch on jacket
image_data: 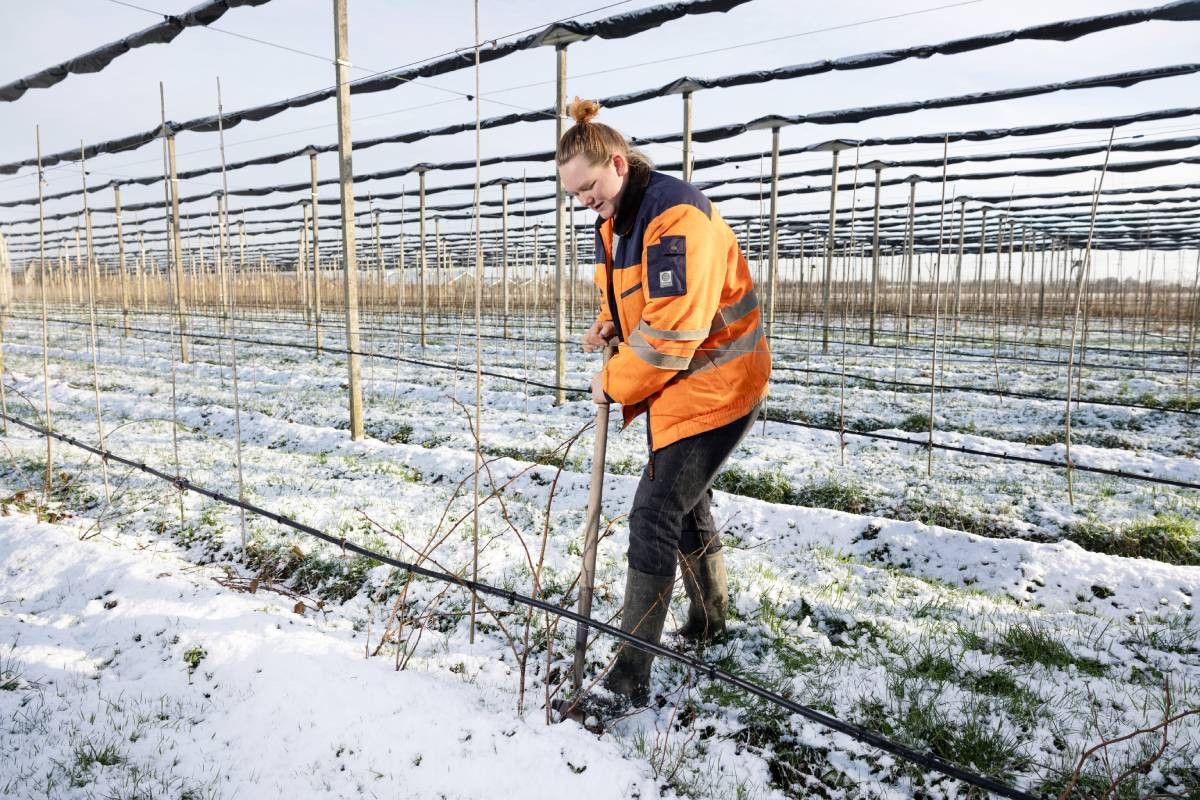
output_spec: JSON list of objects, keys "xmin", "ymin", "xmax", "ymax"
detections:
[{"xmin": 647, "ymin": 236, "xmax": 687, "ymax": 298}]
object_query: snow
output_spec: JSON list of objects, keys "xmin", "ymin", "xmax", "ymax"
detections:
[{"xmin": 1, "ymin": 307, "xmax": 1197, "ymax": 798}]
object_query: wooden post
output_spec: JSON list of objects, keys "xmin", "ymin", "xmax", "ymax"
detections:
[
  {"xmin": 975, "ymin": 207, "xmax": 988, "ymax": 316},
  {"xmin": 114, "ymin": 186, "xmax": 130, "ymax": 335},
  {"xmin": 334, "ymin": 0, "xmax": 362, "ymax": 439},
  {"xmin": 863, "ymin": 161, "xmax": 885, "ymax": 345},
  {"xmin": 818, "ymin": 140, "xmax": 855, "ymax": 353},
  {"xmin": 374, "ymin": 209, "xmax": 383, "ymax": 306},
  {"xmin": 306, "ymin": 147, "xmax": 323, "ymax": 352},
  {"xmin": 300, "ymin": 201, "xmax": 311, "ymax": 317},
  {"xmin": 165, "ymin": 131, "xmax": 190, "ymax": 362}
]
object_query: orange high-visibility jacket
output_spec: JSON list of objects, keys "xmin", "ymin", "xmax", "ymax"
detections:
[{"xmin": 594, "ymin": 164, "xmax": 771, "ymax": 451}]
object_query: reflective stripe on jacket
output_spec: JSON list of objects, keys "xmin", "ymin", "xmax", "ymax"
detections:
[{"xmin": 594, "ymin": 165, "xmax": 771, "ymax": 451}]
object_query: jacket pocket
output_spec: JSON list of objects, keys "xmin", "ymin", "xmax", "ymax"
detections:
[{"xmin": 647, "ymin": 236, "xmax": 687, "ymax": 298}]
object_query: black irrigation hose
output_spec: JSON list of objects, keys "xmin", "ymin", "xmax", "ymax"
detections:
[
  {"xmin": 16, "ymin": 310, "xmax": 1200, "ymax": 417},
  {"xmin": 765, "ymin": 417, "xmax": 1200, "ymax": 491},
  {"xmin": 0, "ymin": 410, "xmax": 1046, "ymax": 800},
  {"xmin": 14, "ymin": 313, "xmax": 1200, "ymax": 491},
  {"xmin": 35, "ymin": 302, "xmax": 1199, "ymax": 378},
  {"xmin": 155, "ymin": 303, "xmax": 1199, "ymax": 375},
  {"xmin": 77, "ymin": 300, "xmax": 1198, "ymax": 360}
]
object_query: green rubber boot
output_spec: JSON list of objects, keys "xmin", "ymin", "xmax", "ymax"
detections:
[
  {"xmin": 602, "ymin": 567, "xmax": 674, "ymax": 707},
  {"xmin": 675, "ymin": 550, "xmax": 729, "ymax": 643}
]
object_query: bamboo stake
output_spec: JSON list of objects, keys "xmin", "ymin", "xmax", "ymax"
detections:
[
  {"xmin": 164, "ymin": 127, "xmax": 189, "ymax": 362},
  {"xmin": 36, "ymin": 127, "xmax": 53, "ymax": 499},
  {"xmin": 902, "ymin": 176, "xmax": 918, "ymax": 342},
  {"xmin": 1184, "ymin": 250, "xmax": 1199, "ymax": 408},
  {"xmin": 1065, "ymin": 130, "xmax": 1116, "ymax": 505},
  {"xmin": 501, "ymin": 180, "xmax": 509, "ymax": 337},
  {"xmin": 79, "ymin": 149, "xmax": 111, "ymax": 509},
  {"xmin": 307, "ymin": 147, "xmax": 323, "ymax": 353},
  {"xmin": 419, "ymin": 169, "xmax": 427, "ymax": 350},
  {"xmin": 927, "ymin": 137, "xmax": 949, "ymax": 477},
  {"xmin": 952, "ymin": 198, "xmax": 965, "ymax": 337},
  {"xmin": 819, "ymin": 141, "xmax": 854, "ymax": 353},
  {"xmin": 766, "ymin": 126, "xmax": 780, "ymax": 343},
  {"xmin": 113, "ymin": 187, "xmax": 130, "ymax": 336},
  {"xmin": 217, "ymin": 76, "xmax": 248, "ymax": 549},
  {"xmin": 682, "ymin": 90, "xmax": 693, "ymax": 181},
  {"xmin": 864, "ymin": 161, "xmax": 884, "ymax": 346}
]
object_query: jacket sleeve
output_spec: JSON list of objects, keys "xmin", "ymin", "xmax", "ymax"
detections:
[
  {"xmin": 602, "ymin": 204, "xmax": 722, "ymax": 407},
  {"xmin": 593, "ymin": 262, "xmax": 612, "ymax": 324},
  {"xmin": 593, "ymin": 227, "xmax": 611, "ymax": 324}
]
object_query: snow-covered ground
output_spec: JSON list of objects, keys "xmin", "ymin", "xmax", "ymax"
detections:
[{"xmin": 1, "ymin": 305, "xmax": 1197, "ymax": 799}]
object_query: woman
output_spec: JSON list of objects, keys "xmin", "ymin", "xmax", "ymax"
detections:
[{"xmin": 558, "ymin": 98, "xmax": 772, "ymax": 711}]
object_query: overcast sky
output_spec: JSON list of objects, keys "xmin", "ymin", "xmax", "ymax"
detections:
[{"xmin": 1, "ymin": 0, "xmax": 1198, "ymax": 278}]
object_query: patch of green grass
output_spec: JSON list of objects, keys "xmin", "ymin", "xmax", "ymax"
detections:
[
  {"xmin": 793, "ymin": 478, "xmax": 873, "ymax": 514},
  {"xmin": 482, "ymin": 444, "xmax": 577, "ymax": 470},
  {"xmin": 607, "ymin": 456, "xmax": 642, "ymax": 476},
  {"xmin": 1067, "ymin": 513, "xmax": 1199, "ymax": 566},
  {"xmin": 1163, "ymin": 394, "xmax": 1199, "ymax": 412},
  {"xmin": 182, "ymin": 645, "xmax": 206, "ymax": 674},
  {"xmin": 713, "ymin": 466, "xmax": 796, "ymax": 505},
  {"xmin": 244, "ymin": 539, "xmax": 382, "ymax": 604},
  {"xmin": 712, "ymin": 469, "xmax": 873, "ymax": 513},
  {"xmin": 964, "ymin": 670, "xmax": 1045, "ymax": 727},
  {"xmin": 902, "ymin": 646, "xmax": 957, "ymax": 683},
  {"xmin": 995, "ymin": 623, "xmax": 1105, "ymax": 676},
  {"xmin": 1022, "ymin": 430, "xmax": 1064, "ymax": 446},
  {"xmin": 873, "ymin": 688, "xmax": 1030, "ymax": 787},
  {"xmin": 895, "ymin": 496, "xmax": 1013, "ymax": 538},
  {"xmin": 384, "ymin": 423, "xmax": 414, "ymax": 444},
  {"xmin": 174, "ymin": 504, "xmax": 226, "ymax": 561},
  {"xmin": 0, "ymin": 651, "xmax": 24, "ymax": 691},
  {"xmin": 699, "ymin": 663, "xmax": 855, "ymax": 798},
  {"xmin": 69, "ymin": 738, "xmax": 126, "ymax": 786},
  {"xmin": 897, "ymin": 412, "xmax": 931, "ymax": 433}
]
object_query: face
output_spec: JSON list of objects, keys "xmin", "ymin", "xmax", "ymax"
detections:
[{"xmin": 559, "ymin": 152, "xmax": 628, "ymax": 220}]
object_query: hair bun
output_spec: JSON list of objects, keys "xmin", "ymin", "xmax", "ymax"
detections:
[{"xmin": 568, "ymin": 97, "xmax": 601, "ymax": 125}]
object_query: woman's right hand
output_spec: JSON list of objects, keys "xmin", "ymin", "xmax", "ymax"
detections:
[{"xmin": 582, "ymin": 319, "xmax": 615, "ymax": 353}]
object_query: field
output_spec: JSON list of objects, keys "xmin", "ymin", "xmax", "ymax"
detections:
[{"xmin": 1, "ymin": 297, "xmax": 1197, "ymax": 799}]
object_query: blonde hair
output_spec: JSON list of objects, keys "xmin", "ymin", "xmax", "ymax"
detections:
[{"xmin": 556, "ymin": 97, "xmax": 652, "ymax": 169}]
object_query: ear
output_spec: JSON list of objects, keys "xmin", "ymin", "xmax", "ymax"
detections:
[{"xmin": 612, "ymin": 152, "xmax": 628, "ymax": 178}]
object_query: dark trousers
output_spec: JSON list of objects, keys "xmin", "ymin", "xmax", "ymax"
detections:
[{"xmin": 627, "ymin": 405, "xmax": 760, "ymax": 577}]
